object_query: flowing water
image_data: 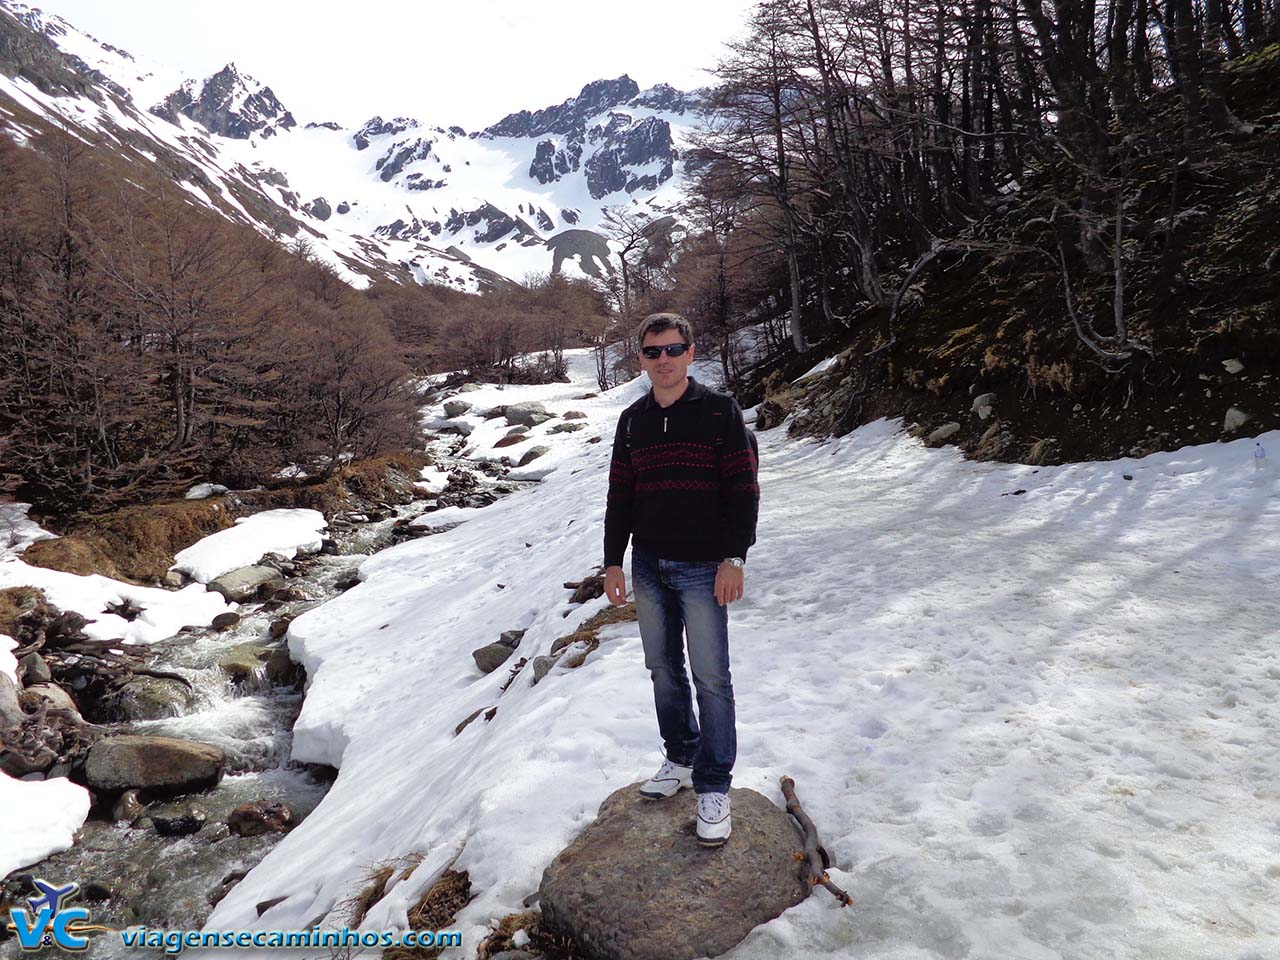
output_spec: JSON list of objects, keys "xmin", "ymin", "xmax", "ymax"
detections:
[{"xmin": 2, "ymin": 441, "xmax": 527, "ymax": 959}]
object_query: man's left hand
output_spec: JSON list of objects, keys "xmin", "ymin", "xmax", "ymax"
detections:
[{"xmin": 715, "ymin": 562, "xmax": 745, "ymax": 606}]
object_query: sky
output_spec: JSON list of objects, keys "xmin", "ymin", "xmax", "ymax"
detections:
[{"xmin": 31, "ymin": 0, "xmax": 755, "ymax": 130}]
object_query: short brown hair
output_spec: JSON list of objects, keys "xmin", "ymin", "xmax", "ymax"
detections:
[{"xmin": 636, "ymin": 312, "xmax": 693, "ymax": 347}]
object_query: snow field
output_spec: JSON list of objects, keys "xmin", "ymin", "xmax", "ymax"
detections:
[{"xmin": 194, "ymin": 350, "xmax": 1280, "ymax": 959}]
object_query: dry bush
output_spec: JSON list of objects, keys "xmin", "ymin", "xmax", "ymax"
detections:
[{"xmin": 21, "ymin": 498, "xmax": 232, "ymax": 583}]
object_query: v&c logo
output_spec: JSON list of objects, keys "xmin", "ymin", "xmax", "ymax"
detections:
[{"xmin": 6, "ymin": 878, "xmax": 102, "ymax": 952}]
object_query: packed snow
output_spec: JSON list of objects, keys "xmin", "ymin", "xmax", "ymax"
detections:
[
  {"xmin": 0, "ymin": 773, "xmax": 91, "ymax": 878},
  {"xmin": 188, "ymin": 349, "xmax": 1280, "ymax": 960},
  {"xmin": 0, "ymin": 633, "xmax": 16, "ymax": 684},
  {"xmin": 170, "ymin": 508, "xmax": 327, "ymax": 583},
  {"xmin": 0, "ymin": 501, "xmax": 54, "ymax": 560},
  {"xmin": 0, "ymin": 561, "xmax": 232, "ymax": 645}
]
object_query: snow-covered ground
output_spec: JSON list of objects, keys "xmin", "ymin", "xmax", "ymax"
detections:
[
  {"xmin": 0, "ymin": 773, "xmax": 90, "ymax": 879},
  {"xmin": 170, "ymin": 508, "xmax": 327, "ymax": 584},
  {"xmin": 190, "ymin": 348, "xmax": 1280, "ymax": 959}
]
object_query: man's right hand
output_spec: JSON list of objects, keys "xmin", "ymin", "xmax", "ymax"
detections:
[{"xmin": 604, "ymin": 566, "xmax": 627, "ymax": 605}]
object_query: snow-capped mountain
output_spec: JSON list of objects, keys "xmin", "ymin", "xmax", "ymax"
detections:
[{"xmin": 0, "ymin": 1, "xmax": 707, "ymax": 292}]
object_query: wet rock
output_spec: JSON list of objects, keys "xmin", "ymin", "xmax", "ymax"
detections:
[
  {"xmin": 211, "ymin": 612, "xmax": 241, "ymax": 631},
  {"xmin": 927, "ymin": 422, "xmax": 961, "ymax": 444},
  {"xmin": 494, "ymin": 434, "xmax": 527, "ymax": 449},
  {"xmin": 268, "ymin": 617, "xmax": 292, "ymax": 640},
  {"xmin": 334, "ymin": 577, "xmax": 360, "ymax": 592},
  {"xmin": 504, "ymin": 401, "xmax": 548, "ymax": 427},
  {"xmin": 444, "ymin": 400, "xmax": 473, "ymax": 418},
  {"xmin": 112, "ymin": 789, "xmax": 145, "ymax": 823},
  {"xmin": 539, "ymin": 783, "xmax": 808, "ymax": 960},
  {"xmin": 320, "ymin": 539, "xmax": 340, "ymax": 555},
  {"xmin": 227, "ymin": 800, "xmax": 294, "ymax": 837},
  {"xmin": 152, "ymin": 803, "xmax": 208, "ymax": 836},
  {"xmin": 18, "ymin": 653, "xmax": 51, "ymax": 685},
  {"xmin": 473, "ymin": 643, "xmax": 515, "ymax": 674},
  {"xmin": 518, "ymin": 446, "xmax": 550, "ymax": 467},
  {"xmin": 85, "ymin": 735, "xmax": 225, "ymax": 795},
  {"xmin": 81, "ymin": 881, "xmax": 112, "ymax": 902},
  {"xmin": 201, "ymin": 822, "xmax": 232, "ymax": 842},
  {"xmin": 256, "ymin": 578, "xmax": 288, "ymax": 600},
  {"xmin": 209, "ymin": 565, "xmax": 279, "ymax": 602},
  {"xmin": 264, "ymin": 648, "xmax": 303, "ymax": 688}
]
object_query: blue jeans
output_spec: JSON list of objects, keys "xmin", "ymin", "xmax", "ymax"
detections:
[{"xmin": 631, "ymin": 547, "xmax": 736, "ymax": 794}]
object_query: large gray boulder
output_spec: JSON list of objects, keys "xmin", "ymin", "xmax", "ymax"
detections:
[
  {"xmin": 504, "ymin": 401, "xmax": 549, "ymax": 427},
  {"xmin": 443, "ymin": 400, "xmax": 472, "ymax": 418},
  {"xmin": 85, "ymin": 735, "xmax": 225, "ymax": 795},
  {"xmin": 539, "ymin": 784, "xmax": 809, "ymax": 960},
  {"xmin": 473, "ymin": 643, "xmax": 515, "ymax": 674},
  {"xmin": 208, "ymin": 565, "xmax": 279, "ymax": 602}
]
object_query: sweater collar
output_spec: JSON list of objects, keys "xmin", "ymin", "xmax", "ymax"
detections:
[{"xmin": 641, "ymin": 375, "xmax": 707, "ymax": 412}]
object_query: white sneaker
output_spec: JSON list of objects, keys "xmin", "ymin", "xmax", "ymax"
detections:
[
  {"xmin": 638, "ymin": 759, "xmax": 693, "ymax": 800},
  {"xmin": 696, "ymin": 792, "xmax": 731, "ymax": 847}
]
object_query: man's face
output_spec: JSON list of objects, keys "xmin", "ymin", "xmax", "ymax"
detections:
[{"xmin": 640, "ymin": 328, "xmax": 695, "ymax": 391}]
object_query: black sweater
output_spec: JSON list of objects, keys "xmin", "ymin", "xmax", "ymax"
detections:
[{"xmin": 603, "ymin": 377, "xmax": 760, "ymax": 567}]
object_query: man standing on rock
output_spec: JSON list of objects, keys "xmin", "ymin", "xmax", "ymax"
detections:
[{"xmin": 602, "ymin": 312, "xmax": 760, "ymax": 848}]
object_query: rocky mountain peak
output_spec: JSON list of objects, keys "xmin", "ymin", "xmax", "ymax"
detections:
[
  {"xmin": 150, "ymin": 62, "xmax": 295, "ymax": 139},
  {"xmin": 483, "ymin": 74, "xmax": 642, "ymax": 139}
]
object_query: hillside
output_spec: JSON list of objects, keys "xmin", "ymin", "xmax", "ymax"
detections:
[{"xmin": 0, "ymin": 0, "xmax": 704, "ymax": 292}]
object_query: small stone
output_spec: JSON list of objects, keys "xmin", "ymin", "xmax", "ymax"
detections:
[
  {"xmin": 1223, "ymin": 407, "xmax": 1250, "ymax": 432},
  {"xmin": 494, "ymin": 434, "xmax": 527, "ymax": 448},
  {"xmin": 926, "ymin": 422, "xmax": 961, "ymax": 444},
  {"xmin": 268, "ymin": 617, "xmax": 292, "ymax": 640},
  {"xmin": 505, "ymin": 425, "xmax": 530, "ymax": 436},
  {"xmin": 152, "ymin": 803, "xmax": 208, "ymax": 837},
  {"xmin": 443, "ymin": 400, "xmax": 473, "ymax": 418},
  {"xmin": 1222, "ymin": 358, "xmax": 1244, "ymax": 375},
  {"xmin": 112, "ymin": 789, "xmax": 145, "ymax": 824},
  {"xmin": 18, "ymin": 653, "xmax": 51, "ymax": 685},
  {"xmin": 211, "ymin": 612, "xmax": 241, "ymax": 631},
  {"xmin": 518, "ymin": 446, "xmax": 551, "ymax": 467},
  {"xmin": 160, "ymin": 571, "xmax": 185, "ymax": 589},
  {"xmin": 498, "ymin": 629, "xmax": 527, "ymax": 648},
  {"xmin": 227, "ymin": 800, "xmax": 294, "ymax": 837},
  {"xmin": 532, "ymin": 655, "xmax": 558, "ymax": 684},
  {"xmin": 563, "ymin": 411, "xmax": 588, "ymax": 420},
  {"xmin": 23, "ymin": 683, "xmax": 78, "ymax": 715}
]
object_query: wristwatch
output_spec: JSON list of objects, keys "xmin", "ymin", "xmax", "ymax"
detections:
[{"xmin": 723, "ymin": 557, "xmax": 745, "ymax": 568}]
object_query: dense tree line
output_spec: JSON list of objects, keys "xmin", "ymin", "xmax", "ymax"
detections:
[
  {"xmin": 611, "ymin": 0, "xmax": 1278, "ymax": 385},
  {"xmin": 0, "ymin": 130, "xmax": 435, "ymax": 514}
]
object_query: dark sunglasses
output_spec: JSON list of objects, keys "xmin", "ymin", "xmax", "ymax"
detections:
[{"xmin": 641, "ymin": 343, "xmax": 690, "ymax": 359}]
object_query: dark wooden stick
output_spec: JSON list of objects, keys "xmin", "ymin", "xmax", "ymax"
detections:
[{"xmin": 780, "ymin": 776, "xmax": 853, "ymax": 907}]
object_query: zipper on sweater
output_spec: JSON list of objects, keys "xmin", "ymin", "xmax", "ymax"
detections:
[{"xmin": 663, "ymin": 416, "xmax": 668, "ymax": 433}]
